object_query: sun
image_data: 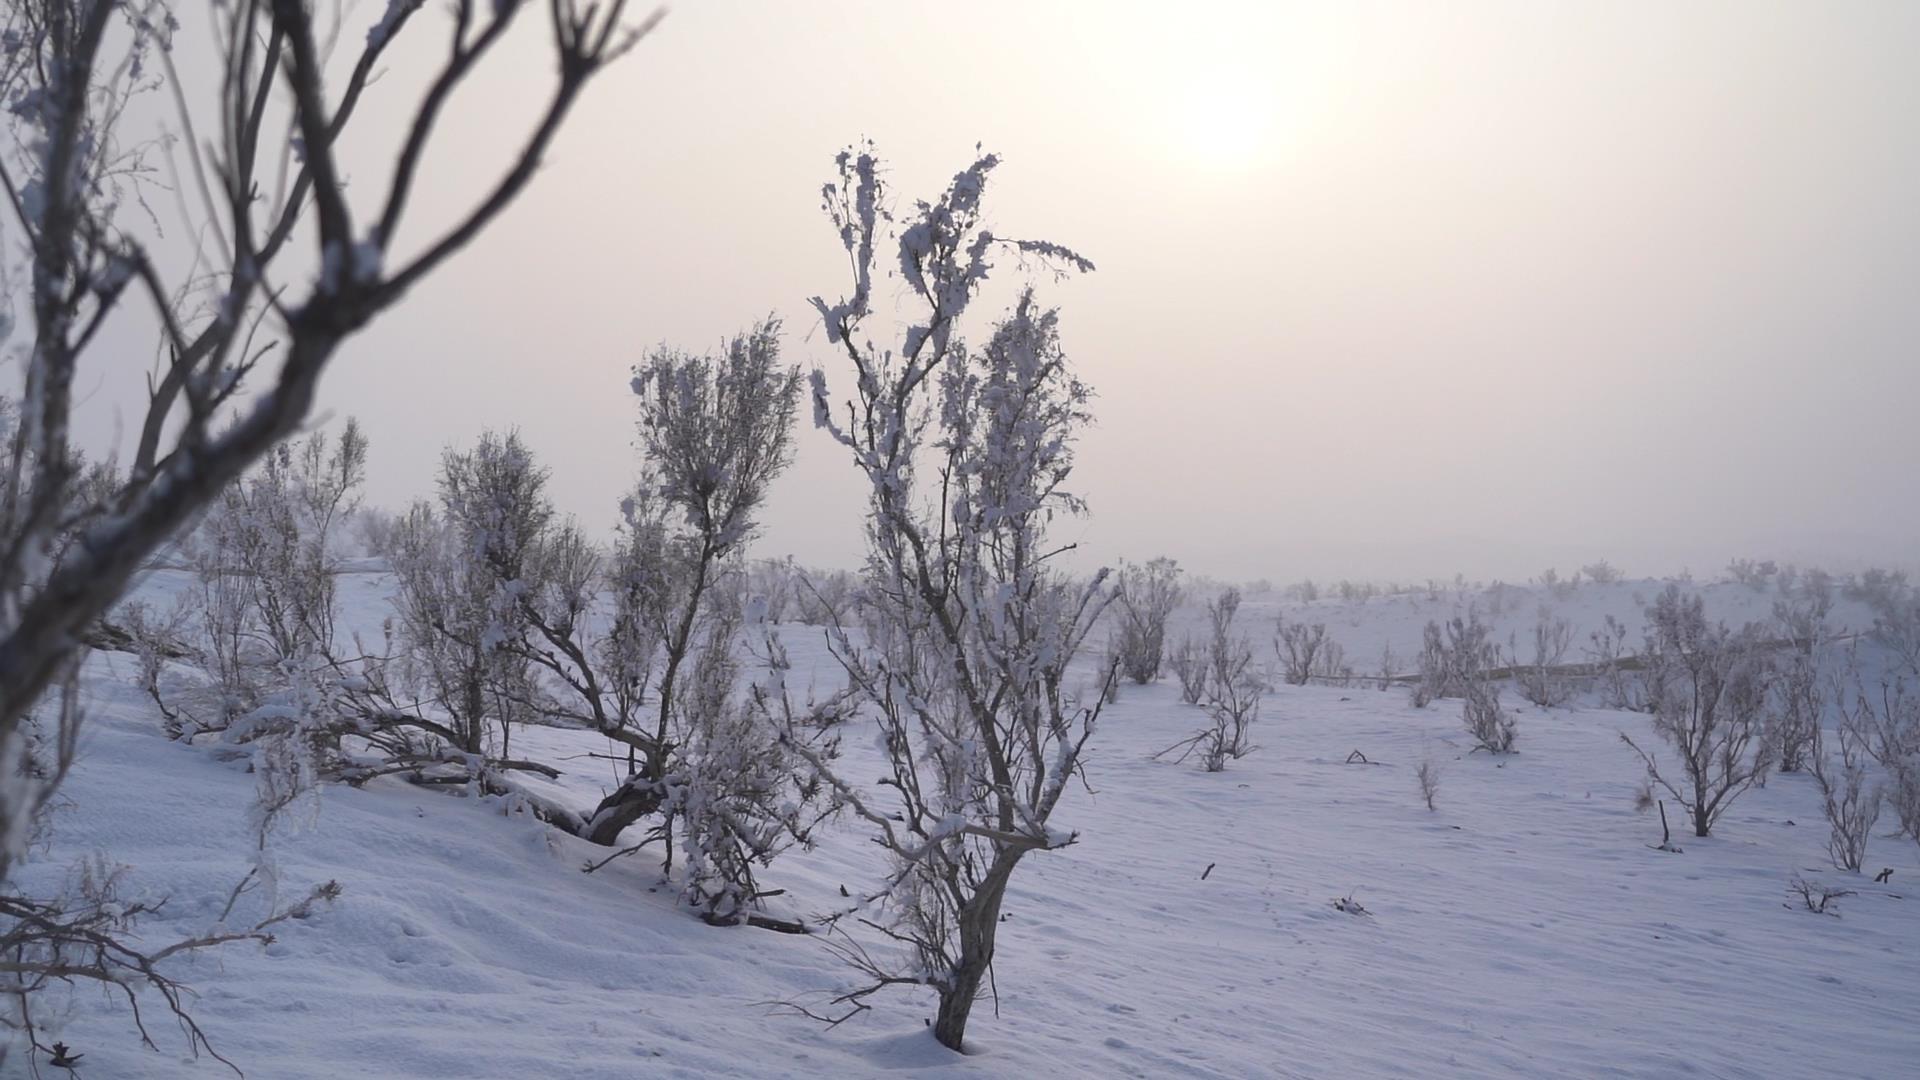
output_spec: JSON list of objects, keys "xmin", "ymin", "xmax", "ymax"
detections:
[{"xmin": 1167, "ymin": 72, "xmax": 1278, "ymax": 172}]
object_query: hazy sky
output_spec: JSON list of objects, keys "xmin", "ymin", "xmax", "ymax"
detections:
[{"xmin": 76, "ymin": 1, "xmax": 1920, "ymax": 583}]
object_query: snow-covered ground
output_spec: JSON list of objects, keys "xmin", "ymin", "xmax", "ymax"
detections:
[{"xmin": 24, "ymin": 571, "xmax": 1920, "ymax": 1078}]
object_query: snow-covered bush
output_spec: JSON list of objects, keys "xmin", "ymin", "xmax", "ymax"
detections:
[
  {"xmin": 1114, "ymin": 557, "xmax": 1183, "ymax": 684},
  {"xmin": 1620, "ymin": 586, "xmax": 1774, "ymax": 837},
  {"xmin": 790, "ymin": 146, "xmax": 1111, "ymax": 1051}
]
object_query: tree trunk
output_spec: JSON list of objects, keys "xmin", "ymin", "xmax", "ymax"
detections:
[
  {"xmin": 932, "ymin": 852, "xmax": 1020, "ymax": 1051},
  {"xmin": 581, "ymin": 775, "xmax": 663, "ymax": 846}
]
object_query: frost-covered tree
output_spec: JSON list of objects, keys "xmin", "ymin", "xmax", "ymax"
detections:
[
  {"xmin": 0, "ymin": 0, "xmax": 645, "ymax": 1061},
  {"xmin": 1620, "ymin": 586, "xmax": 1774, "ymax": 838},
  {"xmin": 790, "ymin": 145, "xmax": 1112, "ymax": 1051}
]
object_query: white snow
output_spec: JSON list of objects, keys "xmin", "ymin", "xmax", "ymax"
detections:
[{"xmin": 23, "ymin": 569, "xmax": 1920, "ymax": 1077}]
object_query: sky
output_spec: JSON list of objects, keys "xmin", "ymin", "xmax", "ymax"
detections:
[{"xmin": 69, "ymin": 0, "xmax": 1920, "ymax": 584}]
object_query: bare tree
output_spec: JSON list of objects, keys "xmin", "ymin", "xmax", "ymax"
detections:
[
  {"xmin": 790, "ymin": 146, "xmax": 1110, "ymax": 1052},
  {"xmin": 1620, "ymin": 586, "xmax": 1774, "ymax": 837}
]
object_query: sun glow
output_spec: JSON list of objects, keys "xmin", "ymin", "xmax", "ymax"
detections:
[{"xmin": 1167, "ymin": 72, "xmax": 1280, "ymax": 172}]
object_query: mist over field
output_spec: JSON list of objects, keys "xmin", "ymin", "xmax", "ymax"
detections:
[{"xmin": 3, "ymin": 2, "xmax": 1917, "ymax": 1077}]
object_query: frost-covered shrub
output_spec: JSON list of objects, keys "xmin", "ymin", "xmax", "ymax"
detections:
[
  {"xmin": 1844, "ymin": 567, "xmax": 1910, "ymax": 613},
  {"xmin": 1170, "ymin": 634, "xmax": 1207, "ymax": 705},
  {"xmin": 1837, "ymin": 663, "xmax": 1920, "ymax": 855},
  {"xmin": 1463, "ymin": 680, "xmax": 1516, "ymax": 754},
  {"xmin": 1160, "ymin": 590, "xmax": 1263, "ymax": 768},
  {"xmin": 1416, "ymin": 756, "xmax": 1441, "ymax": 811},
  {"xmin": 1336, "ymin": 579, "xmax": 1377, "ymax": 603},
  {"xmin": 1582, "ymin": 560, "xmax": 1623, "ymax": 585},
  {"xmin": 350, "ymin": 505, "xmax": 401, "ymax": 560},
  {"xmin": 390, "ymin": 432, "xmax": 548, "ymax": 762},
  {"xmin": 791, "ymin": 567, "xmax": 858, "ymax": 626},
  {"xmin": 1411, "ymin": 608, "xmax": 1497, "ymax": 709},
  {"xmin": 1620, "ymin": 586, "xmax": 1774, "ymax": 837},
  {"xmin": 1537, "ymin": 568, "xmax": 1578, "ymax": 600},
  {"xmin": 1275, "ymin": 615, "xmax": 1344, "ymax": 686},
  {"xmin": 1375, "ymin": 643, "xmax": 1400, "ymax": 691},
  {"xmin": 1767, "ymin": 653, "xmax": 1821, "ymax": 776},
  {"xmin": 1764, "ymin": 594, "xmax": 1830, "ymax": 774},
  {"xmin": 746, "ymin": 557, "xmax": 799, "ymax": 625},
  {"xmin": 1585, "ymin": 614, "xmax": 1647, "ymax": 712},
  {"xmin": 169, "ymin": 422, "xmax": 369, "ymax": 739},
  {"xmin": 1727, "ymin": 557, "xmax": 1778, "ymax": 590},
  {"xmin": 1511, "ymin": 612, "xmax": 1575, "ymax": 708},
  {"xmin": 1869, "ymin": 593, "xmax": 1920, "ymax": 678},
  {"xmin": 1809, "ymin": 712, "xmax": 1880, "ymax": 873},
  {"xmin": 344, "ymin": 326, "xmax": 829, "ymax": 921},
  {"xmin": 1114, "ymin": 557, "xmax": 1183, "ymax": 684}
]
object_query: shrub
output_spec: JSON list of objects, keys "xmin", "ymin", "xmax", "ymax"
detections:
[
  {"xmin": 1113, "ymin": 557, "xmax": 1184, "ymax": 684},
  {"xmin": 1620, "ymin": 586, "xmax": 1774, "ymax": 837}
]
